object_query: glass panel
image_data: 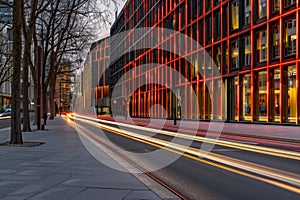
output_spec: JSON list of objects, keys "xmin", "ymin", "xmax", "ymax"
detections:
[
  {"xmin": 243, "ymin": 36, "xmax": 251, "ymax": 66},
  {"xmin": 256, "ymin": 30, "xmax": 268, "ymax": 62},
  {"xmin": 231, "ymin": 40, "xmax": 239, "ymax": 69},
  {"xmin": 244, "ymin": 0, "xmax": 251, "ymax": 25},
  {"xmin": 273, "ymin": 0, "xmax": 280, "ymax": 12},
  {"xmin": 274, "ymin": 68, "xmax": 280, "ymax": 122},
  {"xmin": 214, "ymin": 46, "xmax": 221, "ymax": 73},
  {"xmin": 258, "ymin": 0, "xmax": 267, "ymax": 18},
  {"xmin": 231, "ymin": 1, "xmax": 239, "ymax": 30},
  {"xmin": 242, "ymin": 74, "xmax": 251, "ymax": 120},
  {"xmin": 229, "ymin": 77, "xmax": 238, "ymax": 120},
  {"xmin": 258, "ymin": 71, "xmax": 267, "ymax": 121},
  {"xmin": 284, "ymin": 19, "xmax": 296, "ymax": 56},
  {"xmin": 284, "ymin": 0, "xmax": 296, "ymax": 8},
  {"xmin": 273, "ymin": 25, "xmax": 280, "ymax": 59},
  {"xmin": 288, "ymin": 66, "xmax": 297, "ymax": 123}
]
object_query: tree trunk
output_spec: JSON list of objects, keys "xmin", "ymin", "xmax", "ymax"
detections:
[
  {"xmin": 49, "ymin": 79, "xmax": 56, "ymax": 119},
  {"xmin": 10, "ymin": 0, "xmax": 23, "ymax": 144},
  {"xmin": 22, "ymin": 37, "xmax": 32, "ymax": 132}
]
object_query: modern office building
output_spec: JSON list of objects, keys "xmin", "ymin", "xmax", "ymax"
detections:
[
  {"xmin": 75, "ymin": 37, "xmax": 111, "ymax": 115},
  {"xmin": 107, "ymin": 0, "xmax": 300, "ymax": 124}
]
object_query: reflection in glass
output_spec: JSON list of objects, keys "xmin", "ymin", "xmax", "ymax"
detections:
[
  {"xmin": 273, "ymin": 25, "xmax": 280, "ymax": 59},
  {"xmin": 242, "ymin": 74, "xmax": 251, "ymax": 120},
  {"xmin": 257, "ymin": 30, "xmax": 268, "ymax": 62},
  {"xmin": 284, "ymin": 19, "xmax": 296, "ymax": 56},
  {"xmin": 274, "ymin": 68, "xmax": 280, "ymax": 122}
]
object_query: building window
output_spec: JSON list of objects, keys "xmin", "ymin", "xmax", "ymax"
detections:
[
  {"xmin": 231, "ymin": 1, "xmax": 239, "ymax": 30},
  {"xmin": 256, "ymin": 30, "xmax": 268, "ymax": 62},
  {"xmin": 223, "ymin": 5, "xmax": 228, "ymax": 37},
  {"xmin": 231, "ymin": 40, "xmax": 239, "ymax": 70},
  {"xmin": 258, "ymin": 71, "xmax": 267, "ymax": 121},
  {"xmin": 214, "ymin": 46, "xmax": 221, "ymax": 73},
  {"xmin": 242, "ymin": 36, "xmax": 251, "ymax": 66},
  {"xmin": 206, "ymin": 16, "xmax": 212, "ymax": 44},
  {"xmin": 272, "ymin": 25, "xmax": 280, "ymax": 59},
  {"xmin": 214, "ymin": 12, "xmax": 221, "ymax": 40},
  {"xmin": 222, "ymin": 43, "xmax": 228, "ymax": 74},
  {"xmin": 242, "ymin": 74, "xmax": 251, "ymax": 120},
  {"xmin": 273, "ymin": 0, "xmax": 280, "ymax": 12},
  {"xmin": 258, "ymin": 0, "xmax": 267, "ymax": 19},
  {"xmin": 284, "ymin": 19, "xmax": 296, "ymax": 56},
  {"xmin": 206, "ymin": 0, "xmax": 212, "ymax": 11},
  {"xmin": 244, "ymin": 0, "xmax": 251, "ymax": 25},
  {"xmin": 284, "ymin": 0, "xmax": 296, "ymax": 8},
  {"xmin": 287, "ymin": 65, "xmax": 297, "ymax": 123},
  {"xmin": 273, "ymin": 68, "xmax": 280, "ymax": 122}
]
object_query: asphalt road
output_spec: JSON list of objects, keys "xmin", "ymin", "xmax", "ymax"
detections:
[
  {"xmin": 74, "ymin": 119, "xmax": 300, "ymax": 200},
  {"xmin": 0, "ymin": 112, "xmax": 36, "ymax": 130}
]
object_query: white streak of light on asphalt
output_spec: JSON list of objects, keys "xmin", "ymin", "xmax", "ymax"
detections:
[
  {"xmin": 72, "ymin": 113, "xmax": 300, "ymax": 161},
  {"xmin": 69, "ymin": 114, "xmax": 300, "ymax": 194}
]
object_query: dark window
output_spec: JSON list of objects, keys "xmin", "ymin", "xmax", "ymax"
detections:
[
  {"xmin": 206, "ymin": 16, "xmax": 212, "ymax": 45},
  {"xmin": 241, "ymin": 35, "xmax": 251, "ymax": 67},
  {"xmin": 206, "ymin": 0, "xmax": 212, "ymax": 11},
  {"xmin": 222, "ymin": 5, "xmax": 228, "ymax": 37},
  {"xmin": 231, "ymin": 40, "xmax": 239, "ymax": 70},
  {"xmin": 272, "ymin": 25, "xmax": 280, "ymax": 59},
  {"xmin": 214, "ymin": 11, "xmax": 221, "ymax": 41},
  {"xmin": 284, "ymin": 0, "xmax": 296, "ymax": 8}
]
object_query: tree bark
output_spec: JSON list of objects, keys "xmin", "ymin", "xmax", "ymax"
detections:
[
  {"xmin": 49, "ymin": 78, "xmax": 56, "ymax": 119},
  {"xmin": 10, "ymin": 0, "xmax": 23, "ymax": 144},
  {"xmin": 22, "ymin": 35, "xmax": 32, "ymax": 132}
]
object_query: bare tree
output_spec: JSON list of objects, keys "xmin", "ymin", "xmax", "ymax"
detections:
[{"xmin": 36, "ymin": 0, "xmax": 118, "ymax": 119}]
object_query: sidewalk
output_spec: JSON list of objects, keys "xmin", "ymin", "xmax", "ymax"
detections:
[{"xmin": 0, "ymin": 118, "xmax": 174, "ymax": 200}]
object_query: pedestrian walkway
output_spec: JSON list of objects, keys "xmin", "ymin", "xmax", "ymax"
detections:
[{"xmin": 0, "ymin": 117, "xmax": 176, "ymax": 200}]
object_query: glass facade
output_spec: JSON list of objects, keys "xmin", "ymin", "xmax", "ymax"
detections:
[{"xmin": 107, "ymin": 0, "xmax": 300, "ymax": 125}]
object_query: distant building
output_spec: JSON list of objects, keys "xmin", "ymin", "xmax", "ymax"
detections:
[{"xmin": 0, "ymin": 0, "xmax": 12, "ymax": 110}]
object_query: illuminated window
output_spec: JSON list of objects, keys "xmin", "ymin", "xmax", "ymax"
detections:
[
  {"xmin": 244, "ymin": 0, "xmax": 251, "ymax": 25},
  {"xmin": 242, "ymin": 36, "xmax": 251, "ymax": 66},
  {"xmin": 284, "ymin": 19, "xmax": 296, "ymax": 56},
  {"xmin": 273, "ymin": 0, "xmax": 280, "ymax": 12},
  {"xmin": 258, "ymin": 0, "xmax": 267, "ymax": 19},
  {"xmin": 284, "ymin": 0, "xmax": 296, "ymax": 8},
  {"xmin": 256, "ymin": 30, "xmax": 268, "ymax": 62},
  {"xmin": 273, "ymin": 68, "xmax": 280, "ymax": 122},
  {"xmin": 272, "ymin": 25, "xmax": 280, "ymax": 59},
  {"xmin": 231, "ymin": 1, "xmax": 239, "ymax": 30},
  {"xmin": 231, "ymin": 40, "xmax": 239, "ymax": 69},
  {"xmin": 258, "ymin": 71, "xmax": 267, "ymax": 121},
  {"xmin": 287, "ymin": 65, "xmax": 297, "ymax": 123}
]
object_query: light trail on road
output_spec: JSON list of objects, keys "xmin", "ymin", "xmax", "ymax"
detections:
[
  {"xmin": 72, "ymin": 113, "xmax": 300, "ymax": 161},
  {"xmin": 69, "ymin": 113, "xmax": 300, "ymax": 195}
]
